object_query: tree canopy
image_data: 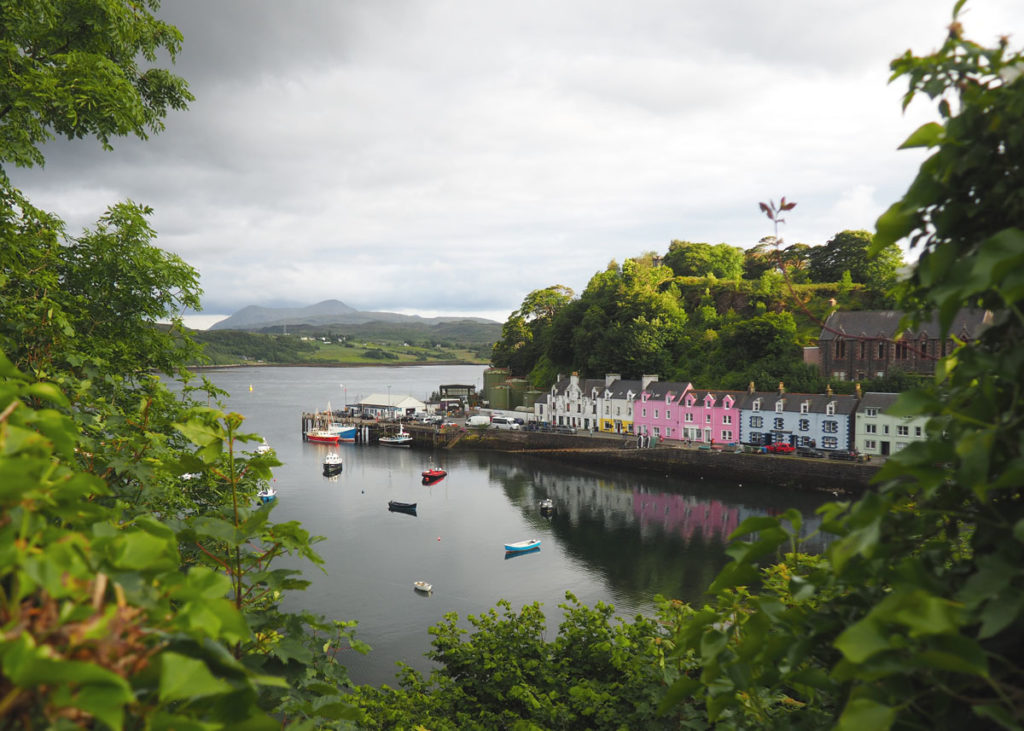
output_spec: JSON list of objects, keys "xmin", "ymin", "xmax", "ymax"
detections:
[{"xmin": 0, "ymin": 0, "xmax": 193, "ymax": 169}]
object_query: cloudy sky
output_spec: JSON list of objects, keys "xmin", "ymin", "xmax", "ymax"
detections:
[{"xmin": 10, "ymin": 1, "xmax": 1024, "ymax": 327}]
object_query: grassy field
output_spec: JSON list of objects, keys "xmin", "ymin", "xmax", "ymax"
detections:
[{"xmin": 303, "ymin": 342, "xmax": 486, "ymax": 365}]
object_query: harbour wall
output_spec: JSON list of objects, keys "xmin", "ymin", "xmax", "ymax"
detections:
[{"xmin": 448, "ymin": 429, "xmax": 878, "ymax": 494}]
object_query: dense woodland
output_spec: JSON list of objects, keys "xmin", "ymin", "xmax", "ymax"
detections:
[
  {"xmin": 1, "ymin": 2, "xmax": 1022, "ymax": 729},
  {"xmin": 489, "ymin": 231, "xmax": 910, "ymax": 394}
]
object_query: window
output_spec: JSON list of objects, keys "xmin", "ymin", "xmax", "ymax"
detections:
[
  {"xmin": 865, "ymin": 439, "xmax": 877, "ymax": 450},
  {"xmin": 798, "ymin": 418, "xmax": 810, "ymax": 431},
  {"xmin": 897, "ymin": 425, "xmax": 909, "ymax": 436},
  {"xmin": 835, "ymin": 339, "xmax": 846, "ymax": 358},
  {"xmin": 750, "ymin": 415, "xmax": 763, "ymax": 429},
  {"xmin": 822, "ymin": 436, "xmax": 838, "ymax": 449},
  {"xmin": 774, "ymin": 417, "xmax": 785, "ymax": 430},
  {"xmin": 752, "ymin": 399, "xmax": 761, "ymax": 412},
  {"xmin": 826, "ymin": 402, "xmax": 836, "ymax": 415},
  {"xmin": 642, "ymin": 408, "xmax": 647, "ymax": 417},
  {"xmin": 615, "ymin": 406, "xmax": 621, "ymax": 415},
  {"xmin": 685, "ymin": 413, "xmax": 693, "ymax": 422},
  {"xmin": 775, "ymin": 401, "xmax": 784, "ymax": 413},
  {"xmin": 896, "ymin": 341, "xmax": 909, "ymax": 359},
  {"xmin": 823, "ymin": 420, "xmax": 838, "ymax": 433},
  {"xmin": 865, "ymin": 423, "xmax": 877, "ymax": 434},
  {"xmin": 723, "ymin": 414, "xmax": 732, "ymax": 425},
  {"xmin": 705, "ymin": 414, "xmax": 712, "ymax": 423},
  {"xmin": 915, "ymin": 426, "xmax": 922, "ymax": 436},
  {"xmin": 865, "ymin": 407, "xmax": 878, "ymax": 417},
  {"xmin": 721, "ymin": 430, "xmax": 733, "ymax": 442},
  {"xmin": 877, "ymin": 342, "xmax": 886, "ymax": 359},
  {"xmin": 604, "ymin": 404, "xmax": 609, "ymax": 414},
  {"xmin": 654, "ymin": 409, "xmax": 658, "ymax": 419},
  {"xmin": 800, "ymin": 401, "xmax": 809, "ymax": 414}
]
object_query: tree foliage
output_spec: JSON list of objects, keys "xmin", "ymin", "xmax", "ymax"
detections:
[
  {"xmin": 0, "ymin": 0, "xmax": 194, "ymax": 169},
  {"xmin": 665, "ymin": 240, "xmax": 745, "ymax": 279},
  {"xmin": 657, "ymin": 9, "xmax": 1024, "ymax": 728},
  {"xmin": 0, "ymin": 3, "xmax": 365, "ymax": 727},
  {"xmin": 806, "ymin": 229, "xmax": 904, "ymax": 292}
]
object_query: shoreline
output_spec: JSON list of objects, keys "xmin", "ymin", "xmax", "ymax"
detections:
[{"xmin": 186, "ymin": 360, "xmax": 487, "ymax": 370}]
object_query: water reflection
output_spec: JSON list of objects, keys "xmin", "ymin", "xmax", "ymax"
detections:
[{"xmin": 486, "ymin": 457, "xmax": 831, "ymax": 606}]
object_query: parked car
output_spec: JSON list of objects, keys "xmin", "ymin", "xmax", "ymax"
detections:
[
  {"xmin": 828, "ymin": 449, "xmax": 869, "ymax": 462},
  {"xmin": 765, "ymin": 442, "xmax": 795, "ymax": 454},
  {"xmin": 796, "ymin": 447, "xmax": 824, "ymax": 458}
]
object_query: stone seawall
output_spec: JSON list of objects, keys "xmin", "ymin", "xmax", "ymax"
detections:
[{"xmin": 450, "ymin": 429, "xmax": 878, "ymax": 494}]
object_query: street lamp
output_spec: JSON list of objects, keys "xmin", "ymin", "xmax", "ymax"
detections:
[
  {"xmin": 339, "ymin": 383, "xmax": 346, "ymax": 414},
  {"xmin": 386, "ymin": 384, "xmax": 392, "ymax": 421}
]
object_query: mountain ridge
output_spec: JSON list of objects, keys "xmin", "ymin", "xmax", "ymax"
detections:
[{"xmin": 209, "ymin": 299, "xmax": 500, "ymax": 331}]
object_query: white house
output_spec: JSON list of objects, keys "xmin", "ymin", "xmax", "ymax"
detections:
[{"xmin": 855, "ymin": 392, "xmax": 929, "ymax": 457}]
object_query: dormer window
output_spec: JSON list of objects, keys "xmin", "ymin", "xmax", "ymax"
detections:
[
  {"xmin": 752, "ymin": 398, "xmax": 761, "ymax": 412},
  {"xmin": 704, "ymin": 396, "xmax": 714, "ymax": 408},
  {"xmin": 723, "ymin": 397, "xmax": 733, "ymax": 410},
  {"xmin": 775, "ymin": 400, "xmax": 784, "ymax": 413},
  {"xmin": 800, "ymin": 401, "xmax": 809, "ymax": 414},
  {"xmin": 685, "ymin": 395, "xmax": 695, "ymax": 407},
  {"xmin": 826, "ymin": 401, "xmax": 836, "ymax": 416}
]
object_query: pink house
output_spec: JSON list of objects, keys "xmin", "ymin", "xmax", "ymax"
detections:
[
  {"xmin": 676, "ymin": 390, "xmax": 744, "ymax": 445},
  {"xmin": 632, "ymin": 381, "xmax": 692, "ymax": 441}
]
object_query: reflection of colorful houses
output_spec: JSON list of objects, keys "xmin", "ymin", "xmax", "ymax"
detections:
[{"xmin": 634, "ymin": 492, "xmax": 740, "ymax": 542}]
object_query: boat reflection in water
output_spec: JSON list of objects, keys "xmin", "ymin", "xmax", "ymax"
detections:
[{"xmin": 504, "ymin": 546, "xmax": 541, "ymax": 560}]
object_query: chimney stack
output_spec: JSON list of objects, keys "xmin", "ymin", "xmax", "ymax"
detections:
[
  {"xmin": 748, "ymin": 381, "xmax": 755, "ymax": 394},
  {"xmin": 855, "ymin": 382, "xmax": 862, "ymax": 400},
  {"xmin": 778, "ymin": 381, "xmax": 785, "ymax": 395}
]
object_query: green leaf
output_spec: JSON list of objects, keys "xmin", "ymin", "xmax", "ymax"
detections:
[
  {"xmin": 157, "ymin": 652, "xmax": 235, "ymax": 701},
  {"xmin": 658, "ymin": 676, "xmax": 703, "ymax": 714},
  {"xmin": 834, "ymin": 618, "xmax": 891, "ymax": 663},
  {"xmin": 837, "ymin": 698, "xmax": 897, "ymax": 731},
  {"xmin": 898, "ymin": 121, "xmax": 944, "ymax": 149}
]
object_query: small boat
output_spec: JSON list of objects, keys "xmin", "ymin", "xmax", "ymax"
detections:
[
  {"xmin": 413, "ymin": 580, "xmax": 432, "ymax": 593},
  {"xmin": 257, "ymin": 486, "xmax": 277, "ymax": 503},
  {"xmin": 422, "ymin": 467, "xmax": 447, "ymax": 480},
  {"xmin": 379, "ymin": 426, "xmax": 412, "ymax": 447},
  {"xmin": 330, "ymin": 424, "xmax": 357, "ymax": 443},
  {"xmin": 255, "ymin": 440, "xmax": 272, "ymax": 455},
  {"xmin": 388, "ymin": 500, "xmax": 417, "ymax": 513},
  {"xmin": 539, "ymin": 498, "xmax": 554, "ymax": 512},
  {"xmin": 305, "ymin": 428, "xmax": 341, "ymax": 444},
  {"xmin": 323, "ymin": 451, "xmax": 343, "ymax": 475},
  {"xmin": 504, "ymin": 538, "xmax": 541, "ymax": 553}
]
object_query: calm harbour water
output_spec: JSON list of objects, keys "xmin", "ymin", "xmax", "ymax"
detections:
[{"xmin": 186, "ymin": 365, "xmax": 833, "ymax": 686}]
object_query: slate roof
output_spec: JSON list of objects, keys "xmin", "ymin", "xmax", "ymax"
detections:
[
  {"xmin": 819, "ymin": 309, "xmax": 990, "ymax": 341},
  {"xmin": 736, "ymin": 391, "xmax": 858, "ymax": 416},
  {"xmin": 856, "ymin": 392, "xmax": 901, "ymax": 412}
]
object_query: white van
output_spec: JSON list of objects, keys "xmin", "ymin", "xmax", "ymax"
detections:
[
  {"xmin": 465, "ymin": 415, "xmax": 491, "ymax": 427},
  {"xmin": 490, "ymin": 416, "xmax": 520, "ymax": 431}
]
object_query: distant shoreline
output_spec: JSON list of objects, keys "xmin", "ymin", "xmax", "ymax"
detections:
[{"xmin": 186, "ymin": 360, "xmax": 487, "ymax": 370}]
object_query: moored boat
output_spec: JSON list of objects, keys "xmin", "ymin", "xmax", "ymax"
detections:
[
  {"xmin": 379, "ymin": 426, "xmax": 412, "ymax": 447},
  {"xmin": 422, "ymin": 467, "xmax": 446, "ymax": 480},
  {"xmin": 413, "ymin": 580, "xmax": 432, "ymax": 593},
  {"xmin": 539, "ymin": 498, "xmax": 554, "ymax": 512},
  {"xmin": 305, "ymin": 428, "xmax": 340, "ymax": 444},
  {"xmin": 256, "ymin": 439, "xmax": 272, "ymax": 455},
  {"xmin": 388, "ymin": 500, "xmax": 417, "ymax": 512},
  {"xmin": 323, "ymin": 451, "xmax": 343, "ymax": 475},
  {"xmin": 504, "ymin": 538, "xmax": 541, "ymax": 553},
  {"xmin": 257, "ymin": 485, "xmax": 277, "ymax": 503}
]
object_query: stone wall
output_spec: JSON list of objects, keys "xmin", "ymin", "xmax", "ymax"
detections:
[{"xmin": 451, "ymin": 429, "xmax": 878, "ymax": 493}]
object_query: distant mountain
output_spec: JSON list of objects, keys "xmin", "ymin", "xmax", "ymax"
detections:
[{"xmin": 209, "ymin": 299, "xmax": 500, "ymax": 331}]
